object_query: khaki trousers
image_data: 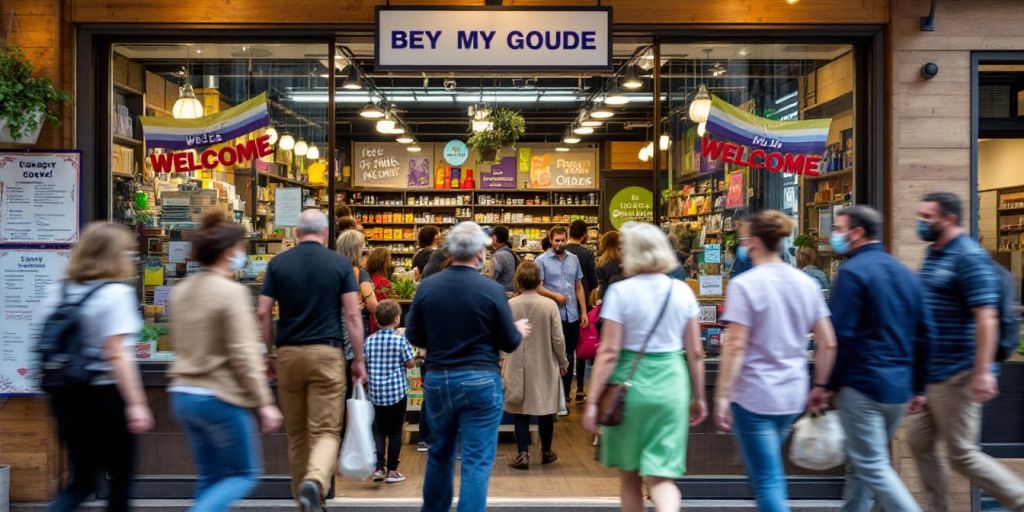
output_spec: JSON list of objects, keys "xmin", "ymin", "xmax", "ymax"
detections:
[
  {"xmin": 276, "ymin": 345, "xmax": 346, "ymax": 502},
  {"xmin": 906, "ymin": 370, "xmax": 1024, "ymax": 512}
]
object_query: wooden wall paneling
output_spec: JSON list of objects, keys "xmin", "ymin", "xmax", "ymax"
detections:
[
  {"xmin": 146, "ymin": 71, "xmax": 167, "ymax": 111},
  {"xmin": 0, "ymin": 398, "xmax": 61, "ymax": 502},
  {"xmin": 607, "ymin": 141, "xmax": 651, "ymax": 171}
]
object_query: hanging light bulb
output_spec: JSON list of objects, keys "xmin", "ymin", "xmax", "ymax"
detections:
[
  {"xmin": 580, "ymin": 111, "xmax": 603, "ymax": 128},
  {"xmin": 342, "ymin": 66, "xmax": 363, "ymax": 90},
  {"xmin": 689, "ymin": 84, "xmax": 712, "ymax": 123},
  {"xmin": 470, "ymin": 104, "xmax": 493, "ymax": 133},
  {"xmin": 359, "ymin": 103, "xmax": 385, "ymax": 119},
  {"xmin": 645, "ymin": 142, "xmax": 655, "ymax": 156},
  {"xmin": 604, "ymin": 84, "xmax": 630, "ymax": 106},
  {"xmin": 396, "ymin": 134, "xmax": 415, "ymax": 144},
  {"xmin": 659, "ymin": 134, "xmax": 671, "ymax": 151},
  {"xmin": 386, "ymin": 124, "xmax": 406, "ymax": 135},
  {"xmin": 294, "ymin": 139, "xmax": 309, "ymax": 157},
  {"xmin": 563, "ymin": 130, "xmax": 582, "ymax": 144},
  {"xmin": 306, "ymin": 145, "xmax": 320, "ymax": 160},
  {"xmin": 407, "ymin": 143, "xmax": 422, "ymax": 153},
  {"xmin": 573, "ymin": 125, "xmax": 594, "ymax": 135},
  {"xmin": 265, "ymin": 126, "xmax": 279, "ymax": 145},
  {"xmin": 697, "ymin": 121, "xmax": 707, "ymax": 138},
  {"xmin": 278, "ymin": 133, "xmax": 295, "ymax": 151},
  {"xmin": 638, "ymin": 146, "xmax": 650, "ymax": 162},
  {"xmin": 621, "ymin": 65, "xmax": 644, "ymax": 90},
  {"xmin": 590, "ymin": 105, "xmax": 615, "ymax": 119},
  {"xmin": 555, "ymin": 145, "xmax": 570, "ymax": 153},
  {"xmin": 172, "ymin": 82, "xmax": 204, "ymax": 119},
  {"xmin": 376, "ymin": 111, "xmax": 396, "ymax": 133}
]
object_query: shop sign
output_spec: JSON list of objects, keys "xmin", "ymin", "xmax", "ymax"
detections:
[
  {"xmin": 480, "ymin": 157, "xmax": 517, "ymax": 190},
  {"xmin": 526, "ymin": 149, "xmax": 597, "ymax": 189},
  {"xmin": 147, "ymin": 135, "xmax": 275, "ymax": 174},
  {"xmin": 443, "ymin": 140, "xmax": 469, "ymax": 167},
  {"xmin": 376, "ymin": 7, "xmax": 612, "ymax": 70},
  {"xmin": 140, "ymin": 93, "xmax": 270, "ymax": 151},
  {"xmin": 0, "ymin": 151, "xmax": 81, "ymax": 244},
  {"xmin": 704, "ymin": 95, "xmax": 831, "ymax": 177},
  {"xmin": 608, "ymin": 186, "xmax": 653, "ymax": 230},
  {"xmin": 353, "ymin": 142, "xmax": 433, "ymax": 189}
]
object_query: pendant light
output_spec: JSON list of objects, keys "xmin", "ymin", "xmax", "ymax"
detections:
[
  {"xmin": 638, "ymin": 146, "xmax": 650, "ymax": 162},
  {"xmin": 563, "ymin": 130, "xmax": 582, "ymax": 144},
  {"xmin": 697, "ymin": 121, "xmax": 707, "ymax": 138},
  {"xmin": 278, "ymin": 132, "xmax": 295, "ymax": 151},
  {"xmin": 265, "ymin": 125, "xmax": 279, "ymax": 145},
  {"xmin": 689, "ymin": 50, "xmax": 713, "ymax": 123},
  {"xmin": 573, "ymin": 125, "xmax": 594, "ymax": 135},
  {"xmin": 342, "ymin": 65, "xmax": 363, "ymax": 90},
  {"xmin": 294, "ymin": 139, "xmax": 309, "ymax": 157},
  {"xmin": 407, "ymin": 142, "xmax": 422, "ymax": 153},
  {"xmin": 659, "ymin": 134, "xmax": 671, "ymax": 151},
  {"xmin": 555, "ymin": 145, "xmax": 570, "ymax": 153},
  {"xmin": 621, "ymin": 64, "xmax": 644, "ymax": 90},
  {"xmin": 396, "ymin": 134, "xmax": 415, "ymax": 144},
  {"xmin": 590, "ymin": 105, "xmax": 615, "ymax": 119},
  {"xmin": 470, "ymin": 104, "xmax": 493, "ymax": 133},
  {"xmin": 580, "ymin": 111, "xmax": 603, "ymax": 128},
  {"xmin": 359, "ymin": 103, "xmax": 385, "ymax": 119},
  {"xmin": 645, "ymin": 141, "xmax": 655, "ymax": 156},
  {"xmin": 376, "ymin": 110, "xmax": 396, "ymax": 133},
  {"xmin": 604, "ymin": 83, "xmax": 630, "ymax": 106},
  {"xmin": 173, "ymin": 47, "xmax": 204, "ymax": 119},
  {"xmin": 306, "ymin": 145, "xmax": 320, "ymax": 160}
]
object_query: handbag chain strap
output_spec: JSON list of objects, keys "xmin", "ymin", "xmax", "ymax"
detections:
[{"xmin": 622, "ymin": 282, "xmax": 674, "ymax": 387}]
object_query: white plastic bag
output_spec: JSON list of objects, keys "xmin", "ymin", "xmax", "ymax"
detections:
[
  {"xmin": 789, "ymin": 411, "xmax": 845, "ymax": 470},
  {"xmin": 339, "ymin": 384, "xmax": 376, "ymax": 480}
]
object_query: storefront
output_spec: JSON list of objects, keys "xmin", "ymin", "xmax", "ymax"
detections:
[{"xmin": 0, "ymin": 1, "xmax": 1020, "ymax": 509}]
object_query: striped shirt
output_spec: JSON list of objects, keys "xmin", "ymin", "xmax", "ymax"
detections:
[
  {"xmin": 365, "ymin": 328, "xmax": 415, "ymax": 406},
  {"xmin": 919, "ymin": 235, "xmax": 999, "ymax": 383}
]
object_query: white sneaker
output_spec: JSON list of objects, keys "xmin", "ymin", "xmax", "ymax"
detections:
[
  {"xmin": 385, "ymin": 471, "xmax": 406, "ymax": 483},
  {"xmin": 558, "ymin": 405, "xmax": 569, "ymax": 417}
]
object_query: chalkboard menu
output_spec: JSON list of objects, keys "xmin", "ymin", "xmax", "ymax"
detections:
[{"xmin": 353, "ymin": 142, "xmax": 433, "ymax": 189}]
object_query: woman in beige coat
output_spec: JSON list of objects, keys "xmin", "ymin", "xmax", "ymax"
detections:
[{"xmin": 504, "ymin": 262, "xmax": 569, "ymax": 470}]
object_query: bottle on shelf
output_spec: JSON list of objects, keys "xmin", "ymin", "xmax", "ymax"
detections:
[{"xmin": 462, "ymin": 169, "xmax": 475, "ymax": 190}]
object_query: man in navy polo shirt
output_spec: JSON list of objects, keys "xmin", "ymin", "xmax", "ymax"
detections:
[{"xmin": 908, "ymin": 192, "xmax": 1024, "ymax": 512}]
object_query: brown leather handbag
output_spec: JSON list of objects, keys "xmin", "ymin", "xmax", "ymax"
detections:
[{"xmin": 597, "ymin": 285, "xmax": 674, "ymax": 427}]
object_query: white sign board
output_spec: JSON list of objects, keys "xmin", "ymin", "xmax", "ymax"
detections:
[
  {"xmin": 699, "ymin": 275, "xmax": 724, "ymax": 297},
  {"xmin": 0, "ymin": 151, "xmax": 80, "ymax": 244},
  {"xmin": 0, "ymin": 249, "xmax": 70, "ymax": 394},
  {"xmin": 275, "ymin": 188, "xmax": 302, "ymax": 227},
  {"xmin": 376, "ymin": 7, "xmax": 612, "ymax": 70}
]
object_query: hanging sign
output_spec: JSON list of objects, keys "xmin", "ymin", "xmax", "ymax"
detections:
[
  {"xmin": 0, "ymin": 151, "xmax": 80, "ymax": 244},
  {"xmin": 353, "ymin": 142, "xmax": 433, "ymax": 189},
  {"xmin": 703, "ymin": 95, "xmax": 832, "ymax": 177},
  {"xmin": 376, "ymin": 7, "xmax": 612, "ymax": 70},
  {"xmin": 480, "ymin": 157, "xmax": 517, "ymax": 190},
  {"xmin": 525, "ymin": 149, "xmax": 597, "ymax": 189},
  {"xmin": 443, "ymin": 140, "xmax": 469, "ymax": 167},
  {"xmin": 0, "ymin": 249, "xmax": 70, "ymax": 395}
]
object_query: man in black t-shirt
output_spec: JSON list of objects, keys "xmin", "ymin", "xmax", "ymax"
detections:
[{"xmin": 258, "ymin": 209, "xmax": 365, "ymax": 512}]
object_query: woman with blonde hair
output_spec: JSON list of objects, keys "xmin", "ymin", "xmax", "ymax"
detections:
[
  {"xmin": 337, "ymin": 229, "xmax": 378, "ymax": 337},
  {"xmin": 715, "ymin": 210, "xmax": 837, "ymax": 512},
  {"xmin": 583, "ymin": 222, "xmax": 707, "ymax": 512},
  {"xmin": 41, "ymin": 222, "xmax": 154, "ymax": 512},
  {"xmin": 505, "ymin": 262, "xmax": 569, "ymax": 470}
]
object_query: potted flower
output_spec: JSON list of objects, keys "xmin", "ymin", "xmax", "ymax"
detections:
[
  {"xmin": 0, "ymin": 45, "xmax": 70, "ymax": 144},
  {"xmin": 467, "ymin": 108, "xmax": 526, "ymax": 162}
]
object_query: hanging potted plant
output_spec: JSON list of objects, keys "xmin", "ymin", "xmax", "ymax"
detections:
[
  {"xmin": 0, "ymin": 45, "xmax": 70, "ymax": 144},
  {"xmin": 467, "ymin": 108, "xmax": 525, "ymax": 162}
]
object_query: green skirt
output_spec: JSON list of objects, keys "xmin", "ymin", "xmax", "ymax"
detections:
[{"xmin": 599, "ymin": 350, "xmax": 691, "ymax": 478}]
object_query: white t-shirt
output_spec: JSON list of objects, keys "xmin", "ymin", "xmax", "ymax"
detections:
[
  {"xmin": 720, "ymin": 263, "xmax": 831, "ymax": 415},
  {"xmin": 40, "ymin": 280, "xmax": 142, "ymax": 385},
  {"xmin": 600, "ymin": 273, "xmax": 699, "ymax": 353}
]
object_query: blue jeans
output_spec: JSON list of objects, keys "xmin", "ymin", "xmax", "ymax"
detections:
[
  {"xmin": 732, "ymin": 403, "xmax": 800, "ymax": 512},
  {"xmin": 837, "ymin": 387, "xmax": 921, "ymax": 512},
  {"xmin": 171, "ymin": 392, "xmax": 262, "ymax": 512},
  {"xmin": 421, "ymin": 370, "xmax": 504, "ymax": 512}
]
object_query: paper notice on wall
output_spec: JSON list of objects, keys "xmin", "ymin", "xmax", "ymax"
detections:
[
  {"xmin": 699, "ymin": 275, "xmax": 723, "ymax": 297},
  {"xmin": 0, "ymin": 249, "xmax": 70, "ymax": 394},
  {"xmin": 168, "ymin": 241, "xmax": 192, "ymax": 263},
  {"xmin": 704, "ymin": 244, "xmax": 721, "ymax": 264},
  {"xmin": 153, "ymin": 286, "xmax": 173, "ymax": 307},
  {"xmin": 0, "ymin": 151, "xmax": 81, "ymax": 244},
  {"xmin": 275, "ymin": 188, "xmax": 302, "ymax": 227}
]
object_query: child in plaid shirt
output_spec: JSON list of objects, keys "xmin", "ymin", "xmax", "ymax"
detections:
[{"xmin": 365, "ymin": 300, "xmax": 415, "ymax": 483}]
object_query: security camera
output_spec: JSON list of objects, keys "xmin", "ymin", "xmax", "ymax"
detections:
[
  {"xmin": 921, "ymin": 63, "xmax": 939, "ymax": 80},
  {"xmin": 443, "ymin": 78, "xmax": 457, "ymax": 91}
]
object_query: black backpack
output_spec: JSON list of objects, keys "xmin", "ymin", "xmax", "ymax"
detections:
[
  {"xmin": 35, "ymin": 281, "xmax": 112, "ymax": 392},
  {"xmin": 992, "ymin": 263, "xmax": 1022, "ymax": 362}
]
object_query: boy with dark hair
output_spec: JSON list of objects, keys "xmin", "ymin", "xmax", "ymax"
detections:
[
  {"xmin": 365, "ymin": 300, "xmax": 415, "ymax": 484},
  {"xmin": 490, "ymin": 225, "xmax": 519, "ymax": 292}
]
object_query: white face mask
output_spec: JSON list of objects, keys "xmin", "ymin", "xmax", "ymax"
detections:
[{"xmin": 228, "ymin": 251, "xmax": 247, "ymax": 271}]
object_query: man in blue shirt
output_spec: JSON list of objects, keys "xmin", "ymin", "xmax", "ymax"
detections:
[
  {"xmin": 535, "ymin": 225, "xmax": 589, "ymax": 411},
  {"xmin": 826, "ymin": 205, "xmax": 932, "ymax": 512},
  {"xmin": 908, "ymin": 192, "xmax": 1024, "ymax": 512}
]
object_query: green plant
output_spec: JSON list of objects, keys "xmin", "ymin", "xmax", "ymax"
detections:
[
  {"xmin": 0, "ymin": 45, "xmax": 70, "ymax": 139},
  {"xmin": 139, "ymin": 324, "xmax": 168, "ymax": 343},
  {"xmin": 467, "ymin": 108, "xmax": 526, "ymax": 162},
  {"xmin": 794, "ymin": 233, "xmax": 817, "ymax": 250},
  {"xmin": 392, "ymin": 278, "xmax": 416, "ymax": 300}
]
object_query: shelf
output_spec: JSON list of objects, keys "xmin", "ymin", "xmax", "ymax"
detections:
[
  {"xmin": 997, "ymin": 207, "xmax": 1024, "ymax": 214},
  {"xmin": 258, "ymin": 172, "xmax": 325, "ymax": 190},
  {"xmin": 368, "ymin": 239, "xmax": 417, "ymax": 243},
  {"xmin": 361, "ymin": 222, "xmax": 457, "ymax": 226},
  {"xmin": 113, "ymin": 135, "xmax": 143, "ymax": 147},
  {"xmin": 113, "ymin": 82, "xmax": 144, "ymax": 96},
  {"xmin": 805, "ymin": 200, "xmax": 848, "ymax": 208},
  {"xmin": 801, "ymin": 90, "xmax": 853, "ymax": 116},
  {"xmin": 353, "ymin": 204, "xmax": 471, "ymax": 208},
  {"xmin": 678, "ymin": 171, "xmax": 723, "ymax": 183},
  {"xmin": 805, "ymin": 169, "xmax": 854, "ymax": 181},
  {"xmin": 112, "ymin": 171, "xmax": 136, "ymax": 179}
]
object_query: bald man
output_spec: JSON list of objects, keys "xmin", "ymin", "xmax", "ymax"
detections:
[{"xmin": 258, "ymin": 209, "xmax": 366, "ymax": 512}]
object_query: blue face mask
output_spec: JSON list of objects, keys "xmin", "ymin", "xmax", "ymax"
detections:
[
  {"xmin": 917, "ymin": 219, "xmax": 939, "ymax": 242},
  {"xmin": 228, "ymin": 252, "xmax": 247, "ymax": 271},
  {"xmin": 829, "ymin": 232, "xmax": 850, "ymax": 255},
  {"xmin": 737, "ymin": 245, "xmax": 750, "ymax": 263}
]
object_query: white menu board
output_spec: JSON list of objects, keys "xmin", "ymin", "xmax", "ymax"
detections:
[
  {"xmin": 0, "ymin": 249, "xmax": 70, "ymax": 394},
  {"xmin": 0, "ymin": 151, "xmax": 81, "ymax": 244}
]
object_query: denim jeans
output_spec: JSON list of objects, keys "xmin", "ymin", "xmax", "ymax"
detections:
[
  {"xmin": 421, "ymin": 370, "xmax": 504, "ymax": 512},
  {"xmin": 837, "ymin": 387, "xmax": 921, "ymax": 512},
  {"xmin": 171, "ymin": 392, "xmax": 262, "ymax": 512},
  {"xmin": 731, "ymin": 403, "xmax": 800, "ymax": 512}
]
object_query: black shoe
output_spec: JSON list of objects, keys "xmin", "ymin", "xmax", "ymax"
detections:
[{"xmin": 298, "ymin": 480, "xmax": 323, "ymax": 512}]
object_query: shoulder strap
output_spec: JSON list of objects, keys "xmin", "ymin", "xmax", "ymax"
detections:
[
  {"xmin": 623, "ymin": 281, "xmax": 675, "ymax": 386},
  {"xmin": 63, "ymin": 280, "xmax": 113, "ymax": 307}
]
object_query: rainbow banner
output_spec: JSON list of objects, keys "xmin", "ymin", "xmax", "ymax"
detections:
[
  {"xmin": 140, "ymin": 93, "xmax": 270, "ymax": 151},
  {"xmin": 705, "ymin": 94, "xmax": 831, "ymax": 155}
]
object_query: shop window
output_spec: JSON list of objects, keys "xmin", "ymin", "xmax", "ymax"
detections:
[{"xmin": 109, "ymin": 43, "xmax": 330, "ymax": 362}]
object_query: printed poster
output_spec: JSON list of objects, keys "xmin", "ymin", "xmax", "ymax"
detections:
[
  {"xmin": 0, "ymin": 151, "xmax": 81, "ymax": 244},
  {"xmin": 275, "ymin": 188, "xmax": 302, "ymax": 227},
  {"xmin": 704, "ymin": 244, "xmax": 721, "ymax": 264},
  {"xmin": 726, "ymin": 171, "xmax": 745, "ymax": 210},
  {"xmin": 698, "ymin": 275, "xmax": 724, "ymax": 297},
  {"xmin": 0, "ymin": 249, "xmax": 70, "ymax": 394}
]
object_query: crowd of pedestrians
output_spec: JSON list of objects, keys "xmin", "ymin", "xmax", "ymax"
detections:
[{"xmin": 36, "ymin": 191, "xmax": 1024, "ymax": 512}]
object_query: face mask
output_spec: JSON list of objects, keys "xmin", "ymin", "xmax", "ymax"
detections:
[
  {"xmin": 737, "ymin": 246, "xmax": 750, "ymax": 263},
  {"xmin": 917, "ymin": 219, "xmax": 940, "ymax": 242},
  {"xmin": 228, "ymin": 251, "xmax": 247, "ymax": 271},
  {"xmin": 830, "ymin": 232, "xmax": 850, "ymax": 255}
]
